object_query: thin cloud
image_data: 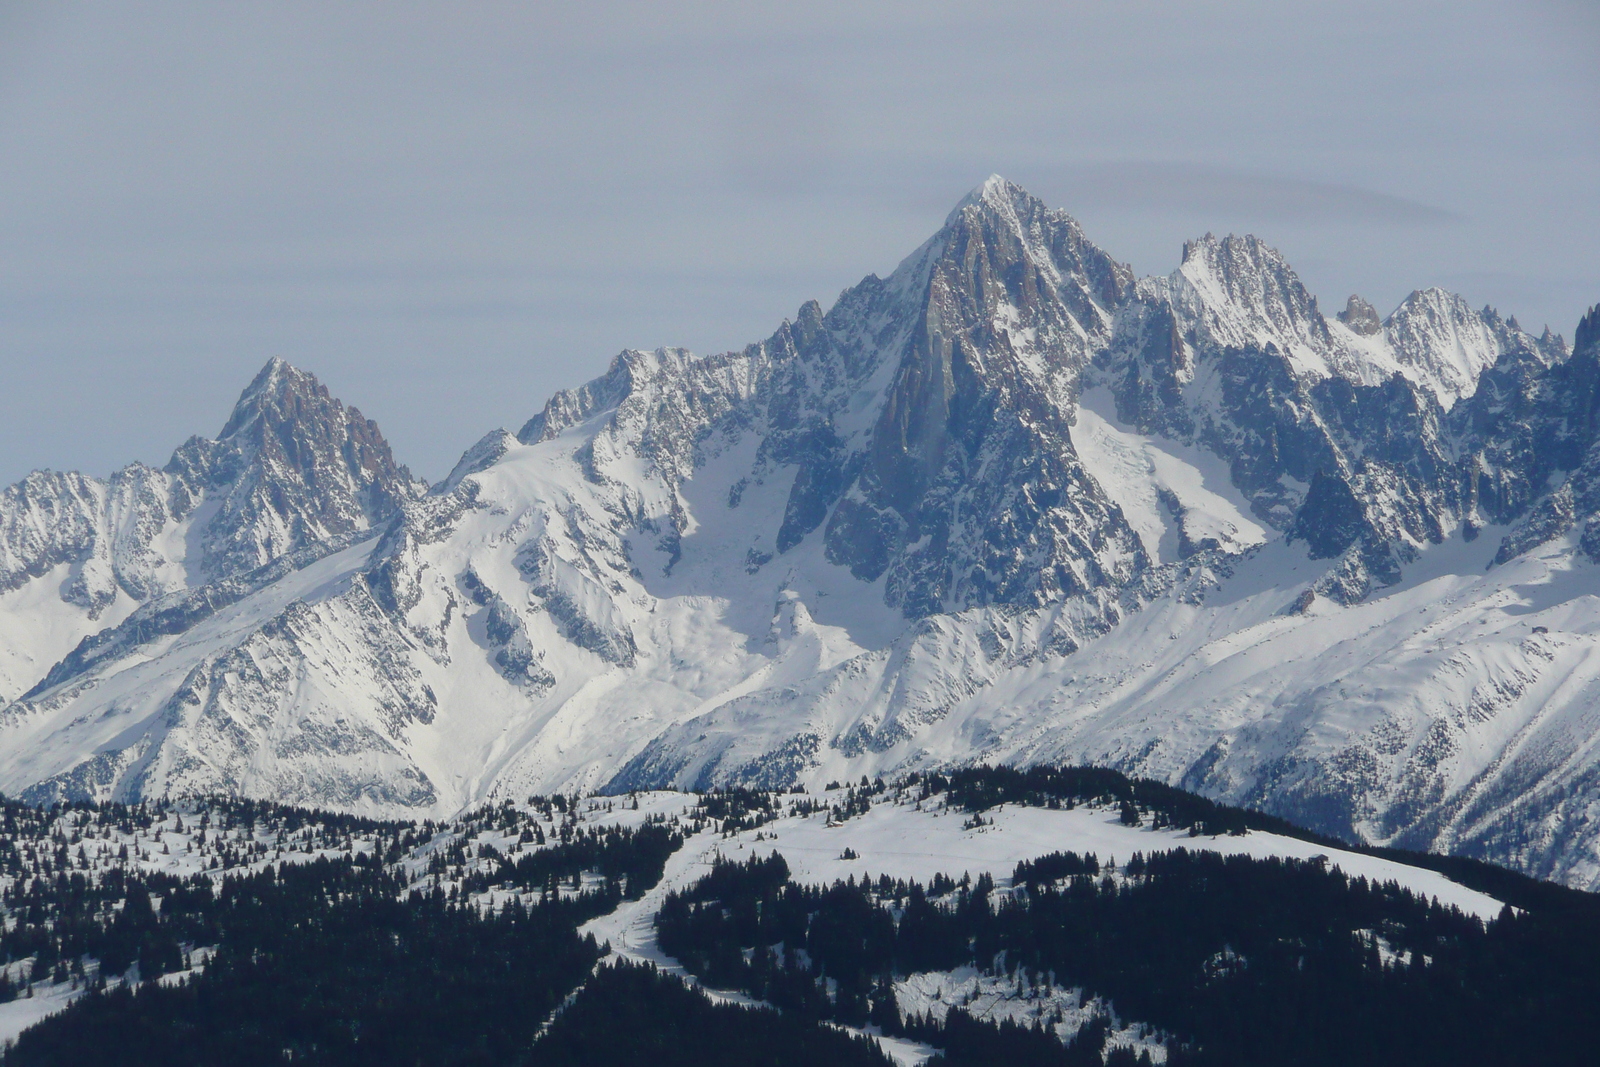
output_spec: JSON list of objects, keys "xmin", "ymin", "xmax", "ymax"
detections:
[{"xmin": 1036, "ymin": 161, "xmax": 1462, "ymax": 226}]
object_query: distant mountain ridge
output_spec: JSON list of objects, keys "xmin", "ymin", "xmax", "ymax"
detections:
[
  {"xmin": 3, "ymin": 177, "xmax": 1600, "ymax": 888},
  {"xmin": 0, "ymin": 358, "xmax": 421, "ymax": 702}
]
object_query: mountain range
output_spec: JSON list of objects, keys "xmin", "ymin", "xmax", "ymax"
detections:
[{"xmin": 4, "ymin": 176, "xmax": 1600, "ymax": 888}]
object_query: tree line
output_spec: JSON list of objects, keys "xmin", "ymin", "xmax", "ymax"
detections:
[{"xmin": 656, "ymin": 846, "xmax": 1600, "ymax": 1066}]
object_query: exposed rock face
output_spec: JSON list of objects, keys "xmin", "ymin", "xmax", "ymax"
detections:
[
  {"xmin": 820, "ymin": 179, "xmax": 1142, "ymax": 615},
  {"xmin": 1338, "ymin": 294, "xmax": 1383, "ymax": 336},
  {"xmin": 166, "ymin": 357, "xmax": 422, "ymax": 582},
  {"xmin": 521, "ymin": 177, "xmax": 1146, "ymax": 619},
  {"xmin": 1481, "ymin": 306, "xmax": 1600, "ymax": 561},
  {"xmin": 7, "ymin": 178, "xmax": 1600, "ymax": 889},
  {"xmin": 0, "ymin": 465, "xmax": 175, "ymax": 615}
]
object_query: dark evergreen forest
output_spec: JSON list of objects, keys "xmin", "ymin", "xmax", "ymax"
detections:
[
  {"xmin": 534, "ymin": 960, "xmax": 894, "ymax": 1067},
  {"xmin": 0, "ymin": 813, "xmax": 684, "ymax": 1067},
  {"xmin": 656, "ymin": 847, "xmax": 1600, "ymax": 1066},
  {"xmin": 0, "ymin": 769, "xmax": 1596, "ymax": 1065},
  {"xmin": 2, "ymin": 858, "xmax": 600, "ymax": 1066}
]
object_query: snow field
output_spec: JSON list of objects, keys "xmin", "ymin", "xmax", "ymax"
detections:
[{"xmin": 581, "ymin": 787, "xmax": 1505, "ymax": 1065}]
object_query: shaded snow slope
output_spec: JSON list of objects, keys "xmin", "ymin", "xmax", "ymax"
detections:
[{"xmin": 1070, "ymin": 388, "xmax": 1268, "ymax": 562}]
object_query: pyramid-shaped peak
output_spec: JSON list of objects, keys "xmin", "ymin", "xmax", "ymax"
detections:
[
  {"xmin": 946, "ymin": 174, "xmax": 1053, "ymax": 225},
  {"xmin": 1399, "ymin": 286, "xmax": 1466, "ymax": 307},
  {"xmin": 219, "ymin": 358, "xmax": 332, "ymax": 441},
  {"xmin": 1177, "ymin": 232, "xmax": 1307, "ymax": 301},
  {"xmin": 162, "ymin": 356, "xmax": 419, "ymax": 581},
  {"xmin": 1386, "ymin": 287, "xmax": 1524, "ymax": 339},
  {"xmin": 973, "ymin": 173, "xmax": 1016, "ymax": 202},
  {"xmin": 931, "ymin": 176, "xmax": 1118, "ymax": 281},
  {"xmin": 248, "ymin": 355, "xmax": 313, "ymax": 391},
  {"xmin": 1171, "ymin": 231, "xmax": 1333, "ymax": 372}
]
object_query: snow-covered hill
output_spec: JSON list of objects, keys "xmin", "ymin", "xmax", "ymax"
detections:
[
  {"xmin": 0, "ymin": 782, "xmax": 1506, "ymax": 1056},
  {"xmin": 3, "ymin": 177, "xmax": 1600, "ymax": 887}
]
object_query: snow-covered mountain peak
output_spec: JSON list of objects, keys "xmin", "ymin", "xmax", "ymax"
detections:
[
  {"xmin": 217, "ymin": 357, "xmax": 311, "ymax": 438},
  {"xmin": 517, "ymin": 347, "xmax": 702, "ymax": 447},
  {"xmin": 950, "ymin": 173, "xmax": 1023, "ymax": 217},
  {"xmin": 0, "ymin": 359, "xmax": 424, "ymax": 707},
  {"xmin": 8, "ymin": 182, "xmax": 1600, "ymax": 891},
  {"xmin": 1162, "ymin": 240, "xmax": 1540, "ymax": 410},
  {"xmin": 933, "ymin": 179, "xmax": 1133, "ymax": 355},
  {"xmin": 438, "ymin": 429, "xmax": 520, "ymax": 493},
  {"xmin": 1177, "ymin": 232, "xmax": 1294, "ymax": 290},
  {"xmin": 212, "ymin": 357, "xmax": 398, "ymax": 464},
  {"xmin": 495, "ymin": 181, "xmax": 1142, "ymax": 624},
  {"xmin": 1380, "ymin": 288, "xmax": 1503, "ymax": 400},
  {"xmin": 1171, "ymin": 232, "xmax": 1337, "ymax": 380},
  {"xmin": 944, "ymin": 174, "xmax": 1116, "ymax": 260},
  {"xmin": 165, "ymin": 359, "xmax": 423, "ymax": 583}
]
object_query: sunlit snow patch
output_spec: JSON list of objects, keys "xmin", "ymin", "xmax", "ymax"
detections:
[{"xmin": 1071, "ymin": 389, "xmax": 1268, "ymax": 563}]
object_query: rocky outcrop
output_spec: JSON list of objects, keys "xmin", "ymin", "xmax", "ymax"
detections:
[
  {"xmin": 166, "ymin": 357, "xmax": 423, "ymax": 582},
  {"xmin": 1337, "ymin": 295, "xmax": 1382, "ymax": 336}
]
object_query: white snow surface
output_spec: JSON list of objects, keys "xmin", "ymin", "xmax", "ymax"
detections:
[
  {"xmin": 1071, "ymin": 388, "xmax": 1268, "ymax": 562},
  {"xmin": 581, "ymin": 791, "xmax": 1504, "ymax": 987},
  {"xmin": 1168, "ymin": 237, "xmax": 1519, "ymax": 406},
  {"xmin": 718, "ymin": 794, "xmax": 1502, "ymax": 920},
  {"xmin": 6, "ymin": 360, "xmax": 1599, "ymax": 875},
  {"xmin": 0, "ymin": 978, "xmax": 81, "ymax": 1047}
]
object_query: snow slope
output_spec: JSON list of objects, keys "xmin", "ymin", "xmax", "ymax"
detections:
[
  {"xmin": 1071, "ymin": 388, "xmax": 1268, "ymax": 562},
  {"xmin": 720, "ymin": 794, "xmax": 1504, "ymax": 920}
]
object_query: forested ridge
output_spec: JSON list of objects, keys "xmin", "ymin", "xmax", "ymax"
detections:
[
  {"xmin": 0, "ymin": 793, "xmax": 692, "ymax": 1066},
  {"xmin": 932, "ymin": 764, "xmax": 1600, "ymax": 915},
  {"xmin": 0, "ymin": 770, "xmax": 1595, "ymax": 1065},
  {"xmin": 657, "ymin": 846, "xmax": 1600, "ymax": 1065}
]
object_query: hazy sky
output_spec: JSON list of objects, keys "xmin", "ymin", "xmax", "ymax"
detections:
[{"xmin": 2, "ymin": 1, "xmax": 1597, "ymax": 485}]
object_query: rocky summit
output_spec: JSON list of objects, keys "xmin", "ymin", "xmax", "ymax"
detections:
[{"xmin": 3, "ymin": 177, "xmax": 1600, "ymax": 887}]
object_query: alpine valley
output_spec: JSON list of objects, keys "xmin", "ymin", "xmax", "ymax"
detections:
[{"xmin": 6, "ymin": 177, "xmax": 1600, "ymax": 891}]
